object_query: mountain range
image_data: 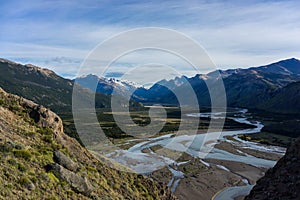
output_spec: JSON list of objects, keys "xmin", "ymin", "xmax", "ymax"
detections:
[
  {"xmin": 0, "ymin": 58, "xmax": 142, "ymax": 114},
  {"xmin": 75, "ymin": 74, "xmax": 142, "ymax": 99},
  {"xmin": 0, "ymin": 58, "xmax": 115, "ymax": 113},
  {"xmin": 2, "ymin": 57, "xmax": 298, "ymax": 115},
  {"xmin": 76, "ymin": 58, "xmax": 300, "ymax": 114},
  {"xmin": 3, "ymin": 56, "xmax": 297, "ymax": 115}
]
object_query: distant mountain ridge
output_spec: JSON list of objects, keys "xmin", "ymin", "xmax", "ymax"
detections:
[
  {"xmin": 0, "ymin": 58, "xmax": 132, "ymax": 113},
  {"xmin": 133, "ymin": 58, "xmax": 300, "ymax": 113},
  {"xmin": 76, "ymin": 58, "xmax": 300, "ymax": 113},
  {"xmin": 73, "ymin": 58, "xmax": 300, "ymax": 113},
  {"xmin": 252, "ymin": 58, "xmax": 300, "ymax": 75},
  {"xmin": 75, "ymin": 74, "xmax": 142, "ymax": 98},
  {"xmin": 1, "ymin": 57, "xmax": 300, "ymax": 115}
]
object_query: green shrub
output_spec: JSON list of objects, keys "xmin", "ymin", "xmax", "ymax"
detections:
[
  {"xmin": 31, "ymin": 176, "xmax": 38, "ymax": 183},
  {"xmin": 18, "ymin": 177, "xmax": 31, "ymax": 185},
  {"xmin": 5, "ymin": 184, "xmax": 13, "ymax": 189},
  {"xmin": 9, "ymin": 103, "xmax": 21, "ymax": 112},
  {"xmin": 7, "ymin": 158, "xmax": 17, "ymax": 165},
  {"xmin": 42, "ymin": 135, "xmax": 53, "ymax": 143},
  {"xmin": 0, "ymin": 144, "xmax": 12, "ymax": 152},
  {"xmin": 38, "ymin": 127, "xmax": 54, "ymax": 135},
  {"xmin": 39, "ymin": 146, "xmax": 53, "ymax": 154},
  {"xmin": 17, "ymin": 163, "xmax": 27, "ymax": 172},
  {"xmin": 47, "ymin": 172, "xmax": 59, "ymax": 183},
  {"xmin": 13, "ymin": 150, "xmax": 32, "ymax": 160},
  {"xmin": 0, "ymin": 99, "xmax": 5, "ymax": 106},
  {"xmin": 86, "ymin": 166, "xmax": 98, "ymax": 172}
]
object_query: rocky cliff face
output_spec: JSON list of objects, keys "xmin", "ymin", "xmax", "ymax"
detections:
[
  {"xmin": 245, "ymin": 137, "xmax": 300, "ymax": 200},
  {"xmin": 0, "ymin": 87, "xmax": 177, "ymax": 199}
]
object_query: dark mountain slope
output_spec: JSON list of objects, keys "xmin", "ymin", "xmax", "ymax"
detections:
[
  {"xmin": 222, "ymin": 70, "xmax": 277, "ymax": 108},
  {"xmin": 0, "ymin": 58, "xmax": 112, "ymax": 113},
  {"xmin": 258, "ymin": 81, "xmax": 300, "ymax": 114},
  {"xmin": 245, "ymin": 136, "xmax": 300, "ymax": 200},
  {"xmin": 253, "ymin": 57, "xmax": 300, "ymax": 75},
  {"xmin": 130, "ymin": 58, "xmax": 300, "ymax": 110}
]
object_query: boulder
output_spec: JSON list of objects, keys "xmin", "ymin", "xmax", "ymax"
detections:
[
  {"xmin": 53, "ymin": 150, "xmax": 79, "ymax": 172},
  {"xmin": 46, "ymin": 163, "xmax": 93, "ymax": 196}
]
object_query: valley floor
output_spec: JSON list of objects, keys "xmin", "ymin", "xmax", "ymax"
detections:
[{"xmin": 89, "ymin": 108, "xmax": 286, "ymax": 200}]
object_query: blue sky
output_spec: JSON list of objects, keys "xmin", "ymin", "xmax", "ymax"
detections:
[{"xmin": 1, "ymin": 0, "xmax": 300, "ymax": 82}]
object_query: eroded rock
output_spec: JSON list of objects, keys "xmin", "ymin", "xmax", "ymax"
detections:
[
  {"xmin": 53, "ymin": 150, "xmax": 79, "ymax": 172},
  {"xmin": 46, "ymin": 163, "xmax": 93, "ymax": 195}
]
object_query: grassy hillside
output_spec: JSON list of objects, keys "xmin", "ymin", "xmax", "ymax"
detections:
[{"xmin": 0, "ymin": 87, "xmax": 176, "ymax": 199}]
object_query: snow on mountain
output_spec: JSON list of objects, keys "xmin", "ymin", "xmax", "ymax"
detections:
[{"xmin": 75, "ymin": 74, "xmax": 145, "ymax": 98}]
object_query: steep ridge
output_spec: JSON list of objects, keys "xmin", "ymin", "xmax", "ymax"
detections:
[
  {"xmin": 130, "ymin": 58, "xmax": 300, "ymax": 109},
  {"xmin": 0, "ymin": 58, "xmax": 112, "ymax": 113},
  {"xmin": 245, "ymin": 137, "xmax": 300, "ymax": 200},
  {"xmin": 258, "ymin": 81, "xmax": 300, "ymax": 114},
  {"xmin": 0, "ymin": 87, "xmax": 176, "ymax": 199},
  {"xmin": 224, "ymin": 58, "xmax": 300, "ymax": 108},
  {"xmin": 73, "ymin": 58, "xmax": 300, "ymax": 111}
]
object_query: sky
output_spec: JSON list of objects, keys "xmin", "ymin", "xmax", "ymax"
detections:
[{"xmin": 1, "ymin": 0, "xmax": 300, "ymax": 84}]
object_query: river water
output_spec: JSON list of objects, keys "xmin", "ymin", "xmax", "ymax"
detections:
[{"xmin": 106, "ymin": 109, "xmax": 286, "ymax": 199}]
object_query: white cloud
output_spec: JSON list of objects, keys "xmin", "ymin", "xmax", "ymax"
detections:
[{"xmin": 1, "ymin": 0, "xmax": 300, "ymax": 84}]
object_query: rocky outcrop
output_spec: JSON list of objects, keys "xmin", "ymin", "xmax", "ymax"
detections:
[
  {"xmin": 46, "ymin": 163, "xmax": 93, "ymax": 195},
  {"xmin": 0, "ymin": 87, "xmax": 63, "ymax": 133},
  {"xmin": 245, "ymin": 137, "xmax": 300, "ymax": 200},
  {"xmin": 49, "ymin": 151, "xmax": 90, "ymax": 195},
  {"xmin": 53, "ymin": 150, "xmax": 79, "ymax": 172}
]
